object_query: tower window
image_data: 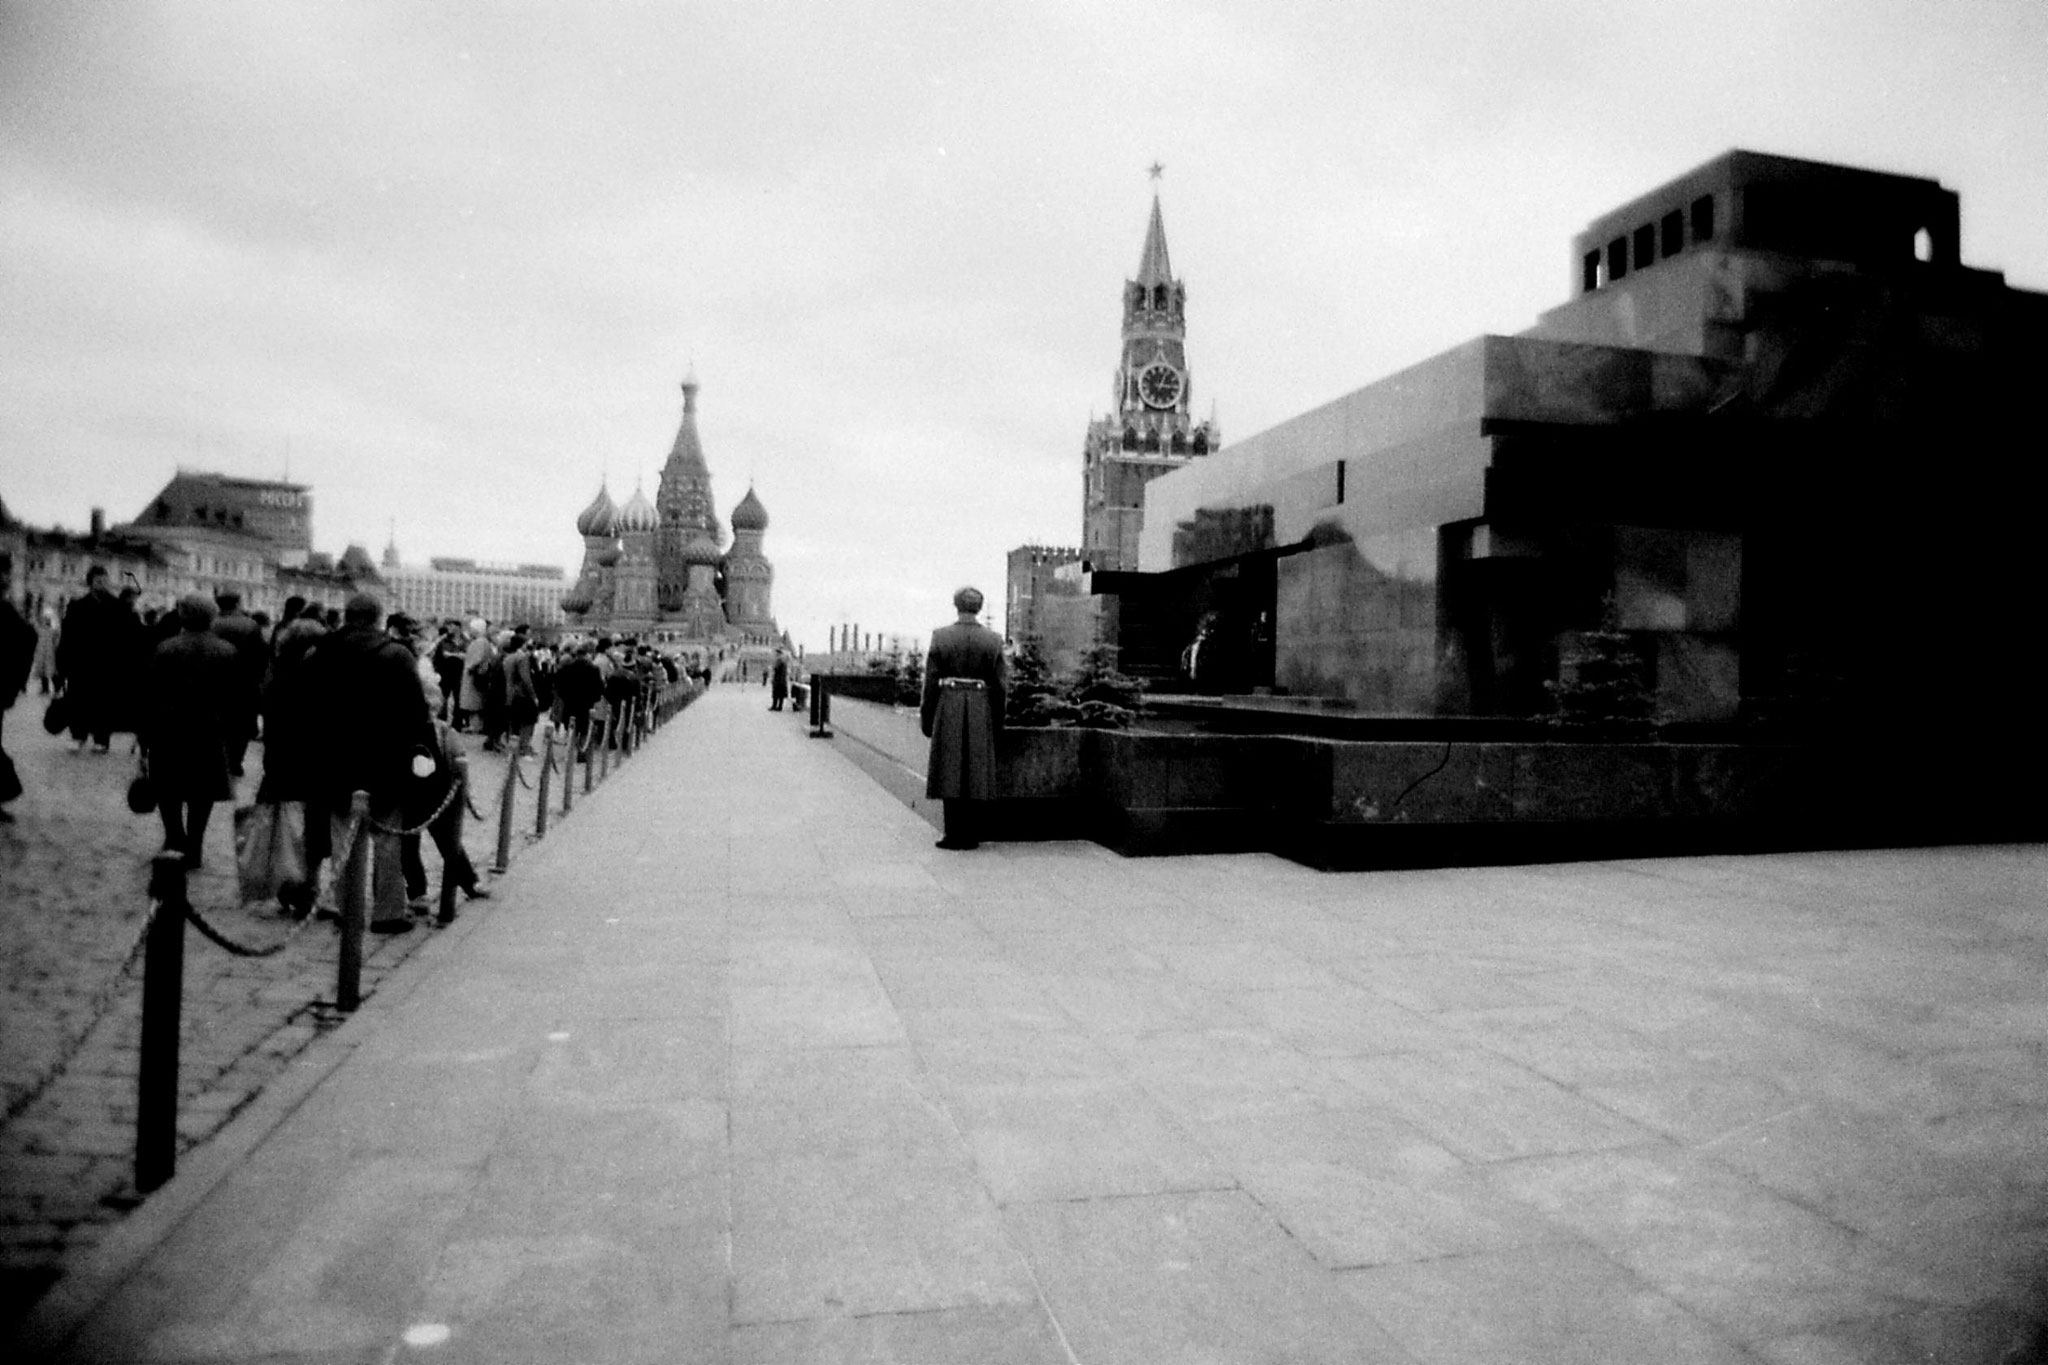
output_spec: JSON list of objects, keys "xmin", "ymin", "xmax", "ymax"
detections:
[
  {"xmin": 1152, "ymin": 284, "xmax": 1167, "ymax": 309},
  {"xmin": 1633, "ymin": 225, "xmax": 1656, "ymax": 271},
  {"xmin": 1913, "ymin": 227, "xmax": 1932, "ymax": 262},
  {"xmin": 1582, "ymin": 250, "xmax": 1601, "ymax": 292},
  {"xmin": 1606, "ymin": 238, "xmax": 1628, "ymax": 282},
  {"xmin": 1661, "ymin": 210, "xmax": 1684, "ymax": 258},
  {"xmin": 1691, "ymin": 195, "xmax": 1714, "ymax": 242}
]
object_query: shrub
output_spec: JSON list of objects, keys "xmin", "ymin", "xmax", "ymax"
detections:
[{"xmin": 1545, "ymin": 595, "xmax": 1657, "ymax": 735}]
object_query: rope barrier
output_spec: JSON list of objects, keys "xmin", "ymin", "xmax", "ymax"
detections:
[
  {"xmin": 512, "ymin": 757, "xmax": 536, "ymax": 790},
  {"xmin": 362, "ymin": 774, "xmax": 465, "ymax": 839}
]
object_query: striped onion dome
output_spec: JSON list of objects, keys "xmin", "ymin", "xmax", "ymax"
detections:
[
  {"xmin": 615, "ymin": 485, "xmax": 659, "ymax": 534},
  {"xmin": 575, "ymin": 483, "xmax": 617, "ymax": 537}
]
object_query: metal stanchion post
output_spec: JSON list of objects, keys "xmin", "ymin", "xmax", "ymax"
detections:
[
  {"xmin": 583, "ymin": 716, "xmax": 596, "ymax": 794},
  {"xmin": 136, "ymin": 852, "xmax": 188, "ymax": 1193},
  {"xmin": 439, "ymin": 757, "xmax": 467, "ymax": 926},
  {"xmin": 809, "ymin": 674, "xmax": 833, "ymax": 738},
  {"xmin": 338, "ymin": 791, "xmax": 370, "ymax": 1012},
  {"xmin": 600, "ymin": 710, "xmax": 614, "ymax": 781},
  {"xmin": 494, "ymin": 751, "xmax": 516, "ymax": 874},
  {"xmin": 623, "ymin": 700, "xmax": 636, "ymax": 756},
  {"xmin": 535, "ymin": 729, "xmax": 554, "ymax": 838},
  {"xmin": 562, "ymin": 726, "xmax": 575, "ymax": 815}
]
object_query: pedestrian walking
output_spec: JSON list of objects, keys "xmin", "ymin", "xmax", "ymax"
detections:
[
  {"xmin": 430, "ymin": 620, "xmax": 466, "ymax": 721},
  {"xmin": 54, "ymin": 565, "xmax": 137, "ymax": 752},
  {"xmin": 457, "ymin": 619, "xmax": 494, "ymax": 736},
  {"xmin": 502, "ymin": 629, "xmax": 539, "ymax": 756},
  {"xmin": 0, "ymin": 552, "xmax": 38, "ymax": 821},
  {"xmin": 770, "ymin": 649, "xmax": 789, "ymax": 711},
  {"xmin": 402, "ymin": 679, "xmax": 488, "ymax": 912},
  {"xmin": 210, "ymin": 589, "xmax": 267, "ymax": 777},
  {"xmin": 920, "ymin": 586, "xmax": 1006, "ymax": 851},
  {"xmin": 143, "ymin": 594, "xmax": 240, "ymax": 866},
  {"xmin": 312, "ymin": 593, "xmax": 433, "ymax": 935},
  {"xmin": 257, "ymin": 601, "xmax": 328, "ymax": 915},
  {"xmin": 552, "ymin": 642, "xmax": 603, "ymax": 755}
]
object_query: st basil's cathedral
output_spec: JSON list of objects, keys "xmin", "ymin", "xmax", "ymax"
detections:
[{"xmin": 561, "ymin": 372, "xmax": 786, "ymax": 661}]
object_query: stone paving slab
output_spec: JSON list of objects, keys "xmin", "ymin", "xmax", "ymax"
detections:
[{"xmin": 9, "ymin": 687, "xmax": 2048, "ymax": 1364}]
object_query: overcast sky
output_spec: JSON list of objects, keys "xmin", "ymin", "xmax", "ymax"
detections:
[{"xmin": 4, "ymin": 0, "xmax": 2044, "ymax": 649}]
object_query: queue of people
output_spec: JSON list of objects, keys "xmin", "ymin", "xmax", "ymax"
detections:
[{"xmin": 10, "ymin": 564, "xmax": 684, "ymax": 929}]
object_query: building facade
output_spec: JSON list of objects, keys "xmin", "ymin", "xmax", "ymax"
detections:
[
  {"xmin": 1121, "ymin": 150, "xmax": 2048, "ymax": 727},
  {"xmin": 378, "ymin": 546, "xmax": 568, "ymax": 629},
  {"xmin": 562, "ymin": 373, "xmax": 784, "ymax": 657}
]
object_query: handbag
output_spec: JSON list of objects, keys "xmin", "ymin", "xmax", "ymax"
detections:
[
  {"xmin": 126, "ymin": 753, "xmax": 155, "ymax": 815},
  {"xmin": 237, "ymin": 800, "xmax": 307, "ymax": 904},
  {"xmin": 42, "ymin": 693, "xmax": 69, "ymax": 736}
]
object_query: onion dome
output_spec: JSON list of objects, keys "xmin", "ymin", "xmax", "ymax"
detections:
[
  {"xmin": 729, "ymin": 485, "xmax": 768, "ymax": 533},
  {"xmin": 615, "ymin": 485, "xmax": 658, "ymax": 534},
  {"xmin": 575, "ymin": 483, "xmax": 618, "ymax": 537},
  {"xmin": 559, "ymin": 589, "xmax": 594, "ymax": 615},
  {"xmin": 681, "ymin": 530, "xmax": 722, "ymax": 566}
]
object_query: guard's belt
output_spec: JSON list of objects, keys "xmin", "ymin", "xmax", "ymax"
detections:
[{"xmin": 938, "ymin": 677, "xmax": 986, "ymax": 690}]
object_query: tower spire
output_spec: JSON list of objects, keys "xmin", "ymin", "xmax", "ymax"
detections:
[{"xmin": 1136, "ymin": 188, "xmax": 1173, "ymax": 286}]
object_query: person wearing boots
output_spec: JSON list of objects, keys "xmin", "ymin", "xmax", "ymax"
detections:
[{"xmin": 920, "ymin": 586, "xmax": 1005, "ymax": 851}]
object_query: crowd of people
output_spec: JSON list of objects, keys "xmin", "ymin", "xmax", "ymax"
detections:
[{"xmin": 1, "ymin": 563, "xmax": 683, "ymax": 929}]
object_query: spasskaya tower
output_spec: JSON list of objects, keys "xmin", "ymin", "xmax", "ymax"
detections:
[{"xmin": 1080, "ymin": 170, "xmax": 1220, "ymax": 572}]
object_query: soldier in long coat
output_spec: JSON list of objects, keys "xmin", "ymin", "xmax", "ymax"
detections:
[
  {"xmin": 144, "ymin": 594, "xmax": 240, "ymax": 866},
  {"xmin": 920, "ymin": 586, "xmax": 1005, "ymax": 850}
]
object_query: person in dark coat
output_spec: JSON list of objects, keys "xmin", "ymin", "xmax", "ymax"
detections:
[
  {"xmin": 430, "ymin": 620, "xmax": 466, "ymax": 722},
  {"xmin": 769, "ymin": 650, "xmax": 790, "ymax": 711},
  {"xmin": 552, "ymin": 643, "xmax": 604, "ymax": 754},
  {"xmin": 0, "ymin": 552, "xmax": 39, "ymax": 821},
  {"xmin": 311, "ymin": 593, "xmax": 432, "ymax": 934},
  {"xmin": 210, "ymin": 589, "xmax": 267, "ymax": 777},
  {"xmin": 144, "ymin": 594, "xmax": 240, "ymax": 866},
  {"xmin": 501, "ymin": 630, "xmax": 539, "ymax": 756},
  {"xmin": 602, "ymin": 647, "xmax": 641, "ymax": 747},
  {"xmin": 401, "ymin": 676, "xmax": 488, "ymax": 911},
  {"xmin": 257, "ymin": 607, "xmax": 329, "ymax": 913},
  {"xmin": 55, "ymin": 566, "xmax": 137, "ymax": 752},
  {"xmin": 920, "ymin": 586, "xmax": 1006, "ymax": 851}
]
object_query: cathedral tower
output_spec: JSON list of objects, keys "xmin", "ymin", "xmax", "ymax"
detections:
[
  {"xmin": 611, "ymin": 483, "xmax": 660, "ymax": 632},
  {"xmin": 655, "ymin": 371, "xmax": 723, "ymax": 613},
  {"xmin": 562, "ymin": 482, "xmax": 618, "ymax": 624},
  {"xmin": 1080, "ymin": 182, "xmax": 1218, "ymax": 572},
  {"xmin": 722, "ymin": 485, "xmax": 777, "ymax": 645}
]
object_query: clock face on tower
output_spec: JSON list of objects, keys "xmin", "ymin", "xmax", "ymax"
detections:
[{"xmin": 1138, "ymin": 362, "xmax": 1183, "ymax": 409}]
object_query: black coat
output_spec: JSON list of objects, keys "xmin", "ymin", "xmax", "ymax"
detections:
[
  {"xmin": 920, "ymin": 619, "xmax": 1005, "ymax": 800},
  {"xmin": 311, "ymin": 625, "xmax": 430, "ymax": 804},
  {"xmin": 553, "ymin": 656, "xmax": 603, "ymax": 719},
  {"xmin": 57, "ymin": 590, "xmax": 139, "ymax": 733},
  {"xmin": 145, "ymin": 629, "xmax": 240, "ymax": 801},
  {"xmin": 257, "ymin": 618, "xmax": 328, "ymax": 802},
  {"xmin": 211, "ymin": 609, "xmax": 268, "ymax": 732}
]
